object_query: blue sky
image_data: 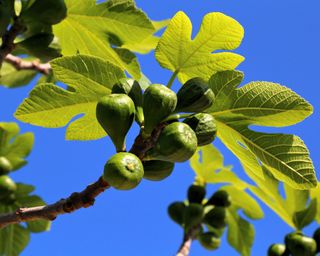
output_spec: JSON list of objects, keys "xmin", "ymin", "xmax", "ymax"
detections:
[{"xmin": 0, "ymin": 0, "xmax": 319, "ymax": 255}]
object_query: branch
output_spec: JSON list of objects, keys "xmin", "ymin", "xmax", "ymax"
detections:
[
  {"xmin": 4, "ymin": 54, "xmax": 52, "ymax": 75},
  {"xmin": 0, "ymin": 177, "xmax": 110, "ymax": 229},
  {"xmin": 176, "ymin": 229, "xmax": 198, "ymax": 256},
  {"xmin": 0, "ymin": 18, "xmax": 25, "ymax": 68}
]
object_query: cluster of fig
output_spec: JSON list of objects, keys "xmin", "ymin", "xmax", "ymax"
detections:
[
  {"xmin": 0, "ymin": 157, "xmax": 17, "ymax": 205},
  {"xmin": 268, "ymin": 228, "xmax": 320, "ymax": 256},
  {"xmin": 168, "ymin": 185, "xmax": 232, "ymax": 251},
  {"xmin": 96, "ymin": 77, "xmax": 217, "ymax": 190}
]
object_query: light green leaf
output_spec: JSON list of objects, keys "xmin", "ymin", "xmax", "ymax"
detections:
[
  {"xmin": 15, "ymin": 55, "xmax": 126, "ymax": 140},
  {"xmin": 310, "ymin": 184, "xmax": 320, "ymax": 224},
  {"xmin": 293, "ymin": 198, "xmax": 317, "ymax": 230},
  {"xmin": 190, "ymin": 144, "xmax": 247, "ymax": 189},
  {"xmin": 227, "ymin": 205, "xmax": 255, "ymax": 256},
  {"xmin": 155, "ymin": 11, "xmax": 244, "ymax": 83},
  {"xmin": 0, "ymin": 122, "xmax": 34, "ymax": 171},
  {"xmin": 53, "ymin": 0, "xmax": 156, "ymax": 78},
  {"xmin": 0, "ymin": 62, "xmax": 37, "ymax": 88}
]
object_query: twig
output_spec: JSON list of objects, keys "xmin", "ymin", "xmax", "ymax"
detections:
[
  {"xmin": 176, "ymin": 228, "xmax": 198, "ymax": 256},
  {"xmin": 4, "ymin": 54, "xmax": 51, "ymax": 75},
  {"xmin": 0, "ymin": 177, "xmax": 110, "ymax": 229},
  {"xmin": 0, "ymin": 18, "xmax": 25, "ymax": 68}
]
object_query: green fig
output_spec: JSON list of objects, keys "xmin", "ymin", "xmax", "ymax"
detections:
[
  {"xmin": 168, "ymin": 201, "xmax": 186, "ymax": 225},
  {"xmin": 268, "ymin": 244, "xmax": 286, "ymax": 256},
  {"xmin": 144, "ymin": 122, "xmax": 197, "ymax": 163},
  {"xmin": 183, "ymin": 203, "xmax": 204, "ymax": 232},
  {"xmin": 176, "ymin": 77, "xmax": 215, "ymax": 113},
  {"xmin": 143, "ymin": 84, "xmax": 177, "ymax": 135},
  {"xmin": 313, "ymin": 227, "xmax": 320, "ymax": 252},
  {"xmin": 103, "ymin": 152, "xmax": 144, "ymax": 190},
  {"xmin": 206, "ymin": 190, "xmax": 231, "ymax": 207},
  {"xmin": 0, "ymin": 175, "xmax": 17, "ymax": 200},
  {"xmin": 2, "ymin": 193, "xmax": 16, "ymax": 205},
  {"xmin": 0, "ymin": 0, "xmax": 14, "ymax": 36},
  {"xmin": 204, "ymin": 207, "xmax": 228, "ymax": 229},
  {"xmin": 198, "ymin": 232, "xmax": 221, "ymax": 251},
  {"xmin": 0, "ymin": 157, "xmax": 13, "ymax": 175},
  {"xmin": 142, "ymin": 160, "xmax": 174, "ymax": 181},
  {"xmin": 21, "ymin": 0, "xmax": 67, "ymax": 25},
  {"xmin": 286, "ymin": 234, "xmax": 317, "ymax": 256},
  {"xmin": 96, "ymin": 94, "xmax": 135, "ymax": 152},
  {"xmin": 183, "ymin": 113, "xmax": 217, "ymax": 146},
  {"xmin": 112, "ymin": 78, "xmax": 144, "ymax": 124},
  {"xmin": 187, "ymin": 185, "xmax": 206, "ymax": 204}
]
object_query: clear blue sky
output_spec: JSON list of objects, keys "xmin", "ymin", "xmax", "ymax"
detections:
[{"xmin": 0, "ymin": 0, "xmax": 319, "ymax": 255}]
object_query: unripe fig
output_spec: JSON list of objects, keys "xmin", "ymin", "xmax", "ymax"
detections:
[
  {"xmin": 286, "ymin": 234, "xmax": 317, "ymax": 256},
  {"xmin": 112, "ymin": 79, "xmax": 144, "ymax": 124},
  {"xmin": 21, "ymin": 0, "xmax": 67, "ymax": 25},
  {"xmin": 183, "ymin": 113, "xmax": 217, "ymax": 146},
  {"xmin": 0, "ymin": 157, "xmax": 13, "ymax": 175},
  {"xmin": 143, "ymin": 84, "xmax": 177, "ymax": 135},
  {"xmin": 142, "ymin": 160, "xmax": 174, "ymax": 181},
  {"xmin": 2, "ymin": 193, "xmax": 16, "ymax": 205},
  {"xmin": 184, "ymin": 203, "xmax": 204, "ymax": 232},
  {"xmin": 0, "ymin": 0, "xmax": 14, "ymax": 36},
  {"xmin": 313, "ymin": 227, "xmax": 320, "ymax": 252},
  {"xmin": 144, "ymin": 122, "xmax": 197, "ymax": 163},
  {"xmin": 187, "ymin": 185, "xmax": 206, "ymax": 204},
  {"xmin": 103, "ymin": 153, "xmax": 144, "ymax": 190},
  {"xmin": 198, "ymin": 232, "xmax": 221, "ymax": 251},
  {"xmin": 0, "ymin": 175, "xmax": 17, "ymax": 200},
  {"xmin": 206, "ymin": 190, "xmax": 231, "ymax": 207},
  {"xmin": 96, "ymin": 94, "xmax": 135, "ymax": 152},
  {"xmin": 204, "ymin": 207, "xmax": 227, "ymax": 229},
  {"xmin": 176, "ymin": 77, "xmax": 215, "ymax": 113},
  {"xmin": 168, "ymin": 201, "xmax": 186, "ymax": 225},
  {"xmin": 267, "ymin": 244, "xmax": 286, "ymax": 256}
]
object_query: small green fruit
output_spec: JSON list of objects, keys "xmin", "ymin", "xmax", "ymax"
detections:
[
  {"xmin": 142, "ymin": 160, "xmax": 174, "ymax": 181},
  {"xmin": 187, "ymin": 185, "xmax": 206, "ymax": 204},
  {"xmin": 184, "ymin": 203, "xmax": 204, "ymax": 232},
  {"xmin": 267, "ymin": 244, "xmax": 286, "ymax": 256},
  {"xmin": 286, "ymin": 234, "xmax": 317, "ymax": 256},
  {"xmin": 204, "ymin": 207, "xmax": 227, "ymax": 229},
  {"xmin": 143, "ymin": 84, "xmax": 177, "ymax": 135},
  {"xmin": 313, "ymin": 227, "xmax": 320, "ymax": 252},
  {"xmin": 144, "ymin": 122, "xmax": 197, "ymax": 163},
  {"xmin": 183, "ymin": 113, "xmax": 217, "ymax": 146},
  {"xmin": 112, "ymin": 79, "xmax": 144, "ymax": 124},
  {"xmin": 21, "ymin": 0, "xmax": 67, "ymax": 25},
  {"xmin": 198, "ymin": 232, "xmax": 221, "ymax": 251},
  {"xmin": 168, "ymin": 202, "xmax": 186, "ymax": 225},
  {"xmin": 176, "ymin": 77, "xmax": 215, "ymax": 113},
  {"xmin": 103, "ymin": 153, "xmax": 144, "ymax": 190},
  {"xmin": 2, "ymin": 193, "xmax": 16, "ymax": 205},
  {"xmin": 0, "ymin": 157, "xmax": 13, "ymax": 175},
  {"xmin": 206, "ymin": 190, "xmax": 231, "ymax": 207},
  {"xmin": 0, "ymin": 175, "xmax": 17, "ymax": 200},
  {"xmin": 96, "ymin": 94, "xmax": 135, "ymax": 152},
  {"xmin": 0, "ymin": 0, "xmax": 14, "ymax": 36}
]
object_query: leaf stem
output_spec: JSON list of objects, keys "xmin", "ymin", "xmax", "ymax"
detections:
[{"xmin": 166, "ymin": 70, "xmax": 179, "ymax": 89}]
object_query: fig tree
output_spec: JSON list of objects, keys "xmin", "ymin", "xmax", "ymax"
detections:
[
  {"xmin": 204, "ymin": 207, "xmax": 227, "ymax": 229},
  {"xmin": 144, "ymin": 122, "xmax": 197, "ymax": 163},
  {"xmin": 168, "ymin": 201, "xmax": 186, "ymax": 225},
  {"xmin": 103, "ymin": 152, "xmax": 144, "ymax": 190},
  {"xmin": 206, "ymin": 190, "xmax": 231, "ymax": 207},
  {"xmin": 267, "ymin": 244, "xmax": 286, "ymax": 256},
  {"xmin": 183, "ymin": 113, "xmax": 217, "ymax": 146},
  {"xmin": 176, "ymin": 77, "xmax": 215, "ymax": 113},
  {"xmin": 96, "ymin": 94, "xmax": 135, "ymax": 152},
  {"xmin": 198, "ymin": 232, "xmax": 221, "ymax": 251},
  {"xmin": 143, "ymin": 84, "xmax": 177, "ymax": 135},
  {"xmin": 187, "ymin": 185, "xmax": 206, "ymax": 204},
  {"xmin": 142, "ymin": 160, "xmax": 174, "ymax": 181}
]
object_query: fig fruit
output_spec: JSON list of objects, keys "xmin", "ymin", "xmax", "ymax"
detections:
[
  {"xmin": 142, "ymin": 160, "xmax": 174, "ymax": 181},
  {"xmin": 103, "ymin": 152, "xmax": 144, "ymax": 190},
  {"xmin": 144, "ymin": 122, "xmax": 197, "ymax": 163},
  {"xmin": 143, "ymin": 84, "xmax": 177, "ymax": 135},
  {"xmin": 0, "ymin": 0, "xmax": 14, "ymax": 36},
  {"xmin": 187, "ymin": 185, "xmax": 206, "ymax": 204},
  {"xmin": 286, "ymin": 234, "xmax": 316, "ymax": 256},
  {"xmin": 267, "ymin": 244, "xmax": 286, "ymax": 256},
  {"xmin": 313, "ymin": 227, "xmax": 320, "ymax": 252},
  {"xmin": 0, "ymin": 157, "xmax": 13, "ymax": 175},
  {"xmin": 183, "ymin": 113, "xmax": 217, "ymax": 146},
  {"xmin": 204, "ymin": 206, "xmax": 228, "ymax": 229},
  {"xmin": 0, "ymin": 175, "xmax": 17, "ymax": 200},
  {"xmin": 198, "ymin": 232, "xmax": 221, "ymax": 251},
  {"xmin": 176, "ymin": 77, "xmax": 215, "ymax": 113},
  {"xmin": 112, "ymin": 79, "xmax": 144, "ymax": 124},
  {"xmin": 168, "ymin": 201, "xmax": 186, "ymax": 225},
  {"xmin": 96, "ymin": 94, "xmax": 135, "ymax": 152},
  {"xmin": 184, "ymin": 203, "xmax": 204, "ymax": 232},
  {"xmin": 206, "ymin": 190, "xmax": 231, "ymax": 207}
]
